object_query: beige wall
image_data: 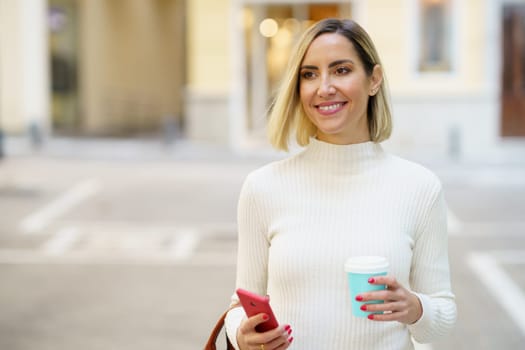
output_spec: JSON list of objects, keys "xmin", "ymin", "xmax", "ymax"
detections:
[
  {"xmin": 186, "ymin": 0, "xmax": 231, "ymax": 91},
  {"xmin": 0, "ymin": 0, "xmax": 49, "ymax": 134},
  {"xmin": 462, "ymin": 0, "xmax": 486, "ymax": 91},
  {"xmin": 361, "ymin": 0, "xmax": 498, "ymax": 157},
  {"xmin": 185, "ymin": 0, "xmax": 232, "ymax": 144},
  {"xmin": 364, "ymin": 0, "xmax": 408, "ymax": 93},
  {"xmin": 0, "ymin": 0, "xmax": 25, "ymax": 132},
  {"xmin": 365, "ymin": 0, "xmax": 487, "ymax": 96},
  {"xmin": 79, "ymin": 0, "xmax": 185, "ymax": 135}
]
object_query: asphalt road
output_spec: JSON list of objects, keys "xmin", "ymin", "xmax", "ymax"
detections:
[{"xmin": 0, "ymin": 146, "xmax": 524, "ymax": 350}]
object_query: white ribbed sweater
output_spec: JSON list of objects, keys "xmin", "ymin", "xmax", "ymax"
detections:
[{"xmin": 226, "ymin": 139, "xmax": 457, "ymax": 350}]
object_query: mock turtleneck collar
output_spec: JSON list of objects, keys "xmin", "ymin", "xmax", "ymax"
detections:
[{"xmin": 302, "ymin": 137, "xmax": 386, "ymax": 172}]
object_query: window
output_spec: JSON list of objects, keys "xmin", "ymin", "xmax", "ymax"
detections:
[{"xmin": 418, "ymin": 0, "xmax": 452, "ymax": 72}]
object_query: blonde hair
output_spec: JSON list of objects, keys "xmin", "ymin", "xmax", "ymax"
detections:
[{"xmin": 267, "ymin": 19, "xmax": 392, "ymax": 151}]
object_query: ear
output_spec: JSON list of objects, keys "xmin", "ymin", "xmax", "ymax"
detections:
[{"xmin": 369, "ymin": 64, "xmax": 383, "ymax": 96}]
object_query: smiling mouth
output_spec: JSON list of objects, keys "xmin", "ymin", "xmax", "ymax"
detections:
[{"xmin": 316, "ymin": 102, "xmax": 347, "ymax": 112}]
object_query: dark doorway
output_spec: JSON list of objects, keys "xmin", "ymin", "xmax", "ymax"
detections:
[
  {"xmin": 49, "ymin": 0, "xmax": 80, "ymax": 134},
  {"xmin": 501, "ymin": 4, "xmax": 525, "ymax": 136}
]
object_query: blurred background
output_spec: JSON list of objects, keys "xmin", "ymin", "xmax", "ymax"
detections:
[{"xmin": 0, "ymin": 0, "xmax": 524, "ymax": 349}]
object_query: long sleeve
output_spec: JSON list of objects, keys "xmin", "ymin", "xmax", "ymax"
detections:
[
  {"xmin": 225, "ymin": 176, "xmax": 270, "ymax": 349},
  {"xmin": 408, "ymin": 186, "xmax": 457, "ymax": 342},
  {"xmin": 234, "ymin": 175, "xmax": 270, "ymax": 294}
]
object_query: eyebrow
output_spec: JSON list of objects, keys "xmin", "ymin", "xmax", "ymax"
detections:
[{"xmin": 300, "ymin": 59, "xmax": 355, "ymax": 70}]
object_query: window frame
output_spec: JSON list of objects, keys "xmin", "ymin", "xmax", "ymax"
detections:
[{"xmin": 410, "ymin": 0, "xmax": 460, "ymax": 78}]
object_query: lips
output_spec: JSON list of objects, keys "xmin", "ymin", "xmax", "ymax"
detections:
[{"xmin": 315, "ymin": 102, "xmax": 347, "ymax": 115}]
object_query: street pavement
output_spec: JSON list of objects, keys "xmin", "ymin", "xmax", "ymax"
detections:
[{"xmin": 0, "ymin": 136, "xmax": 524, "ymax": 350}]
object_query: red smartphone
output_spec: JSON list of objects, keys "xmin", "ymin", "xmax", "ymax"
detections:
[{"xmin": 236, "ymin": 288, "xmax": 279, "ymax": 332}]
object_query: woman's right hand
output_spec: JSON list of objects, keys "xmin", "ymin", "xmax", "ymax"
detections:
[{"xmin": 236, "ymin": 313, "xmax": 293, "ymax": 350}]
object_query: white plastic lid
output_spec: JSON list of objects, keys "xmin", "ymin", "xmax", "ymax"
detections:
[{"xmin": 344, "ymin": 256, "xmax": 389, "ymax": 273}]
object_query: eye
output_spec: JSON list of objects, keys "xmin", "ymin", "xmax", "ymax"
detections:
[
  {"xmin": 335, "ymin": 66, "xmax": 351, "ymax": 75},
  {"xmin": 300, "ymin": 71, "xmax": 316, "ymax": 80}
]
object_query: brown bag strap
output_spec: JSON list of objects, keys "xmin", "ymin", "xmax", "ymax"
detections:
[{"xmin": 204, "ymin": 307, "xmax": 237, "ymax": 350}]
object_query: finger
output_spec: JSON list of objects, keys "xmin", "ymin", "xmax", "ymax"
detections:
[
  {"xmin": 266, "ymin": 334, "xmax": 288, "ymax": 350},
  {"xmin": 259, "ymin": 325, "xmax": 292, "ymax": 350},
  {"xmin": 357, "ymin": 290, "xmax": 392, "ymax": 302},
  {"xmin": 252, "ymin": 324, "xmax": 292, "ymax": 348},
  {"xmin": 267, "ymin": 324, "xmax": 292, "ymax": 342},
  {"xmin": 367, "ymin": 309, "xmax": 409, "ymax": 322},
  {"xmin": 274, "ymin": 335, "xmax": 294, "ymax": 349},
  {"xmin": 274, "ymin": 336, "xmax": 294, "ymax": 350},
  {"xmin": 361, "ymin": 301, "xmax": 404, "ymax": 313},
  {"xmin": 367, "ymin": 275, "xmax": 399, "ymax": 289},
  {"xmin": 240, "ymin": 313, "xmax": 270, "ymax": 334},
  {"xmin": 273, "ymin": 325, "xmax": 293, "ymax": 349}
]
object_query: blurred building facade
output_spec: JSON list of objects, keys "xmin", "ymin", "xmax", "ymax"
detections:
[
  {"xmin": 0, "ymin": 0, "xmax": 524, "ymax": 159},
  {"xmin": 0, "ymin": 0, "xmax": 185, "ymax": 139}
]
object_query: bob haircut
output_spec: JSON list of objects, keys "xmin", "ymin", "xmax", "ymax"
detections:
[{"xmin": 267, "ymin": 18, "xmax": 392, "ymax": 151}]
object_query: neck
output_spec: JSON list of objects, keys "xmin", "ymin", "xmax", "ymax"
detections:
[{"xmin": 302, "ymin": 137, "xmax": 386, "ymax": 174}]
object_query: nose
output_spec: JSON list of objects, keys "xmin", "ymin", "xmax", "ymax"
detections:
[{"xmin": 317, "ymin": 76, "xmax": 335, "ymax": 97}]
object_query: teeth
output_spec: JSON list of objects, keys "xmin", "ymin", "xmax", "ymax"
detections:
[{"xmin": 318, "ymin": 103, "xmax": 343, "ymax": 111}]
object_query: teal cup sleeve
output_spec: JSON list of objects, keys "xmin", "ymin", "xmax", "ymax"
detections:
[{"xmin": 347, "ymin": 271, "xmax": 387, "ymax": 317}]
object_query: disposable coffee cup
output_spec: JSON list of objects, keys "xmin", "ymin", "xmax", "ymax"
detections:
[{"xmin": 344, "ymin": 256, "xmax": 389, "ymax": 317}]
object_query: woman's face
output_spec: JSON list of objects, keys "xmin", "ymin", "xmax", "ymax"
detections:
[{"xmin": 299, "ymin": 33, "xmax": 381, "ymax": 145}]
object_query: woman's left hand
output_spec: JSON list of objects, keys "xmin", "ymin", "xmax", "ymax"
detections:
[{"xmin": 356, "ymin": 275, "xmax": 423, "ymax": 324}]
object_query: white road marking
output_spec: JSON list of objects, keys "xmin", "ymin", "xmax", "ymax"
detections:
[
  {"xmin": 0, "ymin": 249, "xmax": 236, "ymax": 266},
  {"xmin": 447, "ymin": 208, "xmax": 463, "ymax": 235},
  {"xmin": 42, "ymin": 227, "xmax": 81, "ymax": 255},
  {"xmin": 47, "ymin": 221, "xmax": 237, "ymax": 237},
  {"xmin": 467, "ymin": 251, "xmax": 525, "ymax": 335},
  {"xmin": 491, "ymin": 250, "xmax": 525, "ymax": 265},
  {"xmin": 19, "ymin": 179, "xmax": 100, "ymax": 234},
  {"xmin": 0, "ymin": 223, "xmax": 237, "ymax": 265},
  {"xmin": 170, "ymin": 230, "xmax": 200, "ymax": 260},
  {"xmin": 469, "ymin": 171, "xmax": 525, "ymax": 187}
]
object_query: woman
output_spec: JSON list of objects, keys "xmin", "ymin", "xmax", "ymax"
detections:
[{"xmin": 225, "ymin": 18, "xmax": 457, "ymax": 350}]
